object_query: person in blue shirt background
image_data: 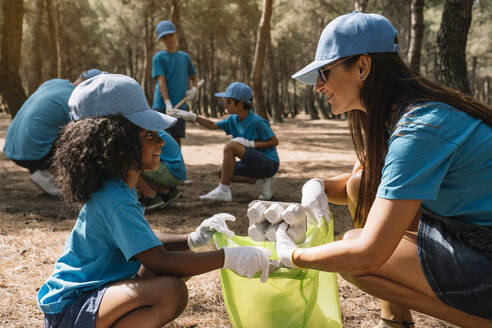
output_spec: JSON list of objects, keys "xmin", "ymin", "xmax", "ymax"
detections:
[
  {"xmin": 137, "ymin": 130, "xmax": 186, "ymax": 210},
  {"xmin": 38, "ymin": 74, "xmax": 272, "ymax": 328},
  {"xmin": 3, "ymin": 68, "xmax": 103, "ymax": 196},
  {"xmin": 152, "ymin": 20, "xmax": 198, "ymax": 148},
  {"xmin": 172, "ymin": 82, "xmax": 280, "ymax": 202},
  {"xmin": 275, "ymin": 11, "xmax": 492, "ymax": 328}
]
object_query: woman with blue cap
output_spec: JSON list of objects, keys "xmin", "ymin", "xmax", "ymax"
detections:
[
  {"xmin": 36, "ymin": 74, "xmax": 272, "ymax": 328},
  {"xmin": 275, "ymin": 11, "xmax": 492, "ymax": 328}
]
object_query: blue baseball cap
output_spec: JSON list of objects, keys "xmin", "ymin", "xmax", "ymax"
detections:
[
  {"xmin": 79, "ymin": 68, "xmax": 105, "ymax": 80},
  {"xmin": 215, "ymin": 82, "xmax": 253, "ymax": 103},
  {"xmin": 68, "ymin": 73, "xmax": 176, "ymax": 131},
  {"xmin": 292, "ymin": 11, "xmax": 400, "ymax": 85},
  {"xmin": 156, "ymin": 20, "xmax": 176, "ymax": 40}
]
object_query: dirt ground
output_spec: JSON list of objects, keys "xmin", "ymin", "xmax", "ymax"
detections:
[{"xmin": 0, "ymin": 111, "xmax": 456, "ymax": 327}]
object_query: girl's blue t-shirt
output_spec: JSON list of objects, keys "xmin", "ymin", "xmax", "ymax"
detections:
[
  {"xmin": 3, "ymin": 79, "xmax": 74, "ymax": 160},
  {"xmin": 37, "ymin": 179, "xmax": 162, "ymax": 314},
  {"xmin": 152, "ymin": 50, "xmax": 196, "ymax": 110},
  {"xmin": 216, "ymin": 110, "xmax": 279, "ymax": 163},
  {"xmin": 377, "ymin": 102, "xmax": 492, "ymax": 225},
  {"xmin": 158, "ymin": 130, "xmax": 186, "ymax": 180}
]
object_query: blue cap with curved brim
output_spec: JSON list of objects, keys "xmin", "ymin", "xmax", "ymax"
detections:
[
  {"xmin": 215, "ymin": 82, "xmax": 253, "ymax": 103},
  {"xmin": 79, "ymin": 68, "xmax": 106, "ymax": 80},
  {"xmin": 68, "ymin": 73, "xmax": 177, "ymax": 131},
  {"xmin": 292, "ymin": 11, "xmax": 400, "ymax": 85},
  {"xmin": 156, "ymin": 20, "xmax": 177, "ymax": 40}
]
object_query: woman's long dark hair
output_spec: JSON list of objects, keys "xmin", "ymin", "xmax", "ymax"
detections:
[
  {"xmin": 343, "ymin": 53, "xmax": 492, "ymax": 227},
  {"xmin": 53, "ymin": 115, "xmax": 142, "ymax": 206}
]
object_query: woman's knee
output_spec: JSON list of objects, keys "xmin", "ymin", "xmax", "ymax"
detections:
[{"xmin": 153, "ymin": 276, "xmax": 188, "ymax": 321}]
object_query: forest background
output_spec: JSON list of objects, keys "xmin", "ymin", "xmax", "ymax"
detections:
[{"xmin": 0, "ymin": 0, "xmax": 491, "ymax": 120}]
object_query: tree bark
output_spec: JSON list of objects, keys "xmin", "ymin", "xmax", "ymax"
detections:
[
  {"xmin": 434, "ymin": 0, "xmax": 473, "ymax": 94},
  {"xmin": 171, "ymin": 0, "xmax": 189, "ymax": 53},
  {"xmin": 354, "ymin": 0, "xmax": 369, "ymax": 12},
  {"xmin": 407, "ymin": 0, "xmax": 424, "ymax": 72},
  {"xmin": 250, "ymin": 0, "xmax": 273, "ymax": 119},
  {"xmin": 29, "ymin": 0, "xmax": 44, "ymax": 94},
  {"xmin": 0, "ymin": 0, "xmax": 27, "ymax": 118}
]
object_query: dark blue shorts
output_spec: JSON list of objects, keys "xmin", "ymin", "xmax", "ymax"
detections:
[
  {"xmin": 234, "ymin": 148, "xmax": 279, "ymax": 179},
  {"xmin": 44, "ymin": 284, "xmax": 109, "ymax": 328},
  {"xmin": 166, "ymin": 117, "xmax": 186, "ymax": 139},
  {"xmin": 417, "ymin": 208, "xmax": 492, "ymax": 320}
]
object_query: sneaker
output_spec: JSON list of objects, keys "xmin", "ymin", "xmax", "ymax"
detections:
[
  {"xmin": 199, "ymin": 186, "xmax": 232, "ymax": 201},
  {"xmin": 30, "ymin": 170, "xmax": 60, "ymax": 196},
  {"xmin": 160, "ymin": 188, "xmax": 182, "ymax": 207},
  {"xmin": 256, "ymin": 177, "xmax": 274, "ymax": 200},
  {"xmin": 183, "ymin": 179, "xmax": 193, "ymax": 185},
  {"xmin": 140, "ymin": 195, "xmax": 166, "ymax": 210}
]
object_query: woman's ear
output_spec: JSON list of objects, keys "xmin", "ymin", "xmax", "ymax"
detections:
[{"xmin": 358, "ymin": 55, "xmax": 371, "ymax": 81}]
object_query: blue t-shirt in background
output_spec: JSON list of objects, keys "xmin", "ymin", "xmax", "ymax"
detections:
[
  {"xmin": 377, "ymin": 102, "xmax": 492, "ymax": 225},
  {"xmin": 3, "ymin": 79, "xmax": 74, "ymax": 160},
  {"xmin": 158, "ymin": 130, "xmax": 186, "ymax": 180},
  {"xmin": 216, "ymin": 110, "xmax": 279, "ymax": 163},
  {"xmin": 37, "ymin": 179, "xmax": 162, "ymax": 314},
  {"xmin": 152, "ymin": 50, "xmax": 196, "ymax": 110}
]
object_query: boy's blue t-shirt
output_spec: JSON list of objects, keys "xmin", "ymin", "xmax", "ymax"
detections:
[
  {"xmin": 377, "ymin": 102, "xmax": 492, "ymax": 225},
  {"xmin": 152, "ymin": 50, "xmax": 196, "ymax": 110},
  {"xmin": 3, "ymin": 79, "xmax": 74, "ymax": 160},
  {"xmin": 158, "ymin": 130, "xmax": 186, "ymax": 180},
  {"xmin": 37, "ymin": 179, "xmax": 162, "ymax": 314},
  {"xmin": 216, "ymin": 110, "xmax": 279, "ymax": 163}
]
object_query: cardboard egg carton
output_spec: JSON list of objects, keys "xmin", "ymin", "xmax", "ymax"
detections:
[{"xmin": 247, "ymin": 200, "xmax": 307, "ymax": 244}]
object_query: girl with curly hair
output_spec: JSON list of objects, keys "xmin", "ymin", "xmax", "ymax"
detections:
[
  {"xmin": 37, "ymin": 74, "xmax": 272, "ymax": 328},
  {"xmin": 276, "ymin": 12, "xmax": 492, "ymax": 328}
]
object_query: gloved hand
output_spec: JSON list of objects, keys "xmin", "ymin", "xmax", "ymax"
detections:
[
  {"xmin": 233, "ymin": 137, "xmax": 255, "ymax": 148},
  {"xmin": 223, "ymin": 246, "xmax": 272, "ymax": 283},
  {"xmin": 185, "ymin": 86, "xmax": 197, "ymax": 100},
  {"xmin": 165, "ymin": 99, "xmax": 173, "ymax": 114},
  {"xmin": 168, "ymin": 108, "xmax": 197, "ymax": 121},
  {"xmin": 275, "ymin": 222, "xmax": 298, "ymax": 268},
  {"xmin": 301, "ymin": 178, "xmax": 330, "ymax": 223},
  {"xmin": 187, "ymin": 213, "xmax": 236, "ymax": 251}
]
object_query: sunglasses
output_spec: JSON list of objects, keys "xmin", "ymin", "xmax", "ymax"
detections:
[{"xmin": 318, "ymin": 56, "xmax": 355, "ymax": 83}]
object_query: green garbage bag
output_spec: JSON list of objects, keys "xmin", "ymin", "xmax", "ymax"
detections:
[{"xmin": 214, "ymin": 216, "xmax": 342, "ymax": 328}]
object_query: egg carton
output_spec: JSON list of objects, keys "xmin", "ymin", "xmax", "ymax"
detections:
[{"xmin": 247, "ymin": 200, "xmax": 307, "ymax": 244}]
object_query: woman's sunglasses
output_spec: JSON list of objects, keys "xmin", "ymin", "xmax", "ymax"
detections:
[{"xmin": 318, "ymin": 56, "xmax": 355, "ymax": 83}]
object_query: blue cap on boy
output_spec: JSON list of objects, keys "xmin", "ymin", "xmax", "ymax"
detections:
[
  {"xmin": 215, "ymin": 82, "xmax": 253, "ymax": 104},
  {"xmin": 155, "ymin": 20, "xmax": 177, "ymax": 40}
]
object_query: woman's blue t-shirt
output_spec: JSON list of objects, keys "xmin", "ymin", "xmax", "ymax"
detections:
[
  {"xmin": 37, "ymin": 179, "xmax": 162, "ymax": 314},
  {"xmin": 377, "ymin": 102, "xmax": 492, "ymax": 225}
]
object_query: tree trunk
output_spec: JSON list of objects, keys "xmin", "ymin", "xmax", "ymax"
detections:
[
  {"xmin": 45, "ymin": 0, "xmax": 57, "ymax": 78},
  {"xmin": 141, "ymin": 5, "xmax": 155, "ymax": 103},
  {"xmin": 171, "ymin": 0, "xmax": 188, "ymax": 53},
  {"xmin": 0, "ymin": 0, "xmax": 27, "ymax": 118},
  {"xmin": 354, "ymin": 0, "xmax": 369, "ymax": 12},
  {"xmin": 434, "ymin": 0, "xmax": 473, "ymax": 94},
  {"xmin": 484, "ymin": 76, "xmax": 490, "ymax": 105},
  {"xmin": 209, "ymin": 33, "xmax": 218, "ymax": 118},
  {"xmin": 407, "ymin": 0, "xmax": 424, "ymax": 72},
  {"xmin": 54, "ymin": 0, "xmax": 62, "ymax": 78},
  {"xmin": 250, "ymin": 0, "xmax": 273, "ymax": 119},
  {"xmin": 29, "ymin": 0, "xmax": 44, "ymax": 94}
]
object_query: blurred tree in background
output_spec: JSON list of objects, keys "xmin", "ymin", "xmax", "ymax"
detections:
[{"xmin": 0, "ymin": 0, "xmax": 491, "ymax": 119}]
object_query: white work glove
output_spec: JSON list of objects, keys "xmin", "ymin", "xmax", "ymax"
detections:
[
  {"xmin": 275, "ymin": 222, "xmax": 298, "ymax": 268},
  {"xmin": 301, "ymin": 178, "xmax": 330, "ymax": 224},
  {"xmin": 168, "ymin": 108, "xmax": 197, "ymax": 121},
  {"xmin": 165, "ymin": 99, "xmax": 173, "ymax": 114},
  {"xmin": 233, "ymin": 137, "xmax": 255, "ymax": 148},
  {"xmin": 187, "ymin": 213, "xmax": 236, "ymax": 251},
  {"xmin": 223, "ymin": 246, "xmax": 272, "ymax": 283},
  {"xmin": 185, "ymin": 86, "xmax": 197, "ymax": 100}
]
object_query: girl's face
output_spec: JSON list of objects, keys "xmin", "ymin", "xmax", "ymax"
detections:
[
  {"xmin": 139, "ymin": 130, "xmax": 164, "ymax": 171},
  {"xmin": 315, "ymin": 56, "xmax": 367, "ymax": 114}
]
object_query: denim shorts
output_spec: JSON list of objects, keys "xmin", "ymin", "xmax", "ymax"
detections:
[
  {"xmin": 417, "ymin": 208, "xmax": 492, "ymax": 319},
  {"xmin": 234, "ymin": 148, "xmax": 279, "ymax": 179},
  {"xmin": 165, "ymin": 117, "xmax": 186, "ymax": 138},
  {"xmin": 44, "ymin": 284, "xmax": 109, "ymax": 328}
]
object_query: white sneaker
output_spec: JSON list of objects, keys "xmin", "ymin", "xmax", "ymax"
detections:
[
  {"xmin": 30, "ymin": 170, "xmax": 60, "ymax": 196},
  {"xmin": 183, "ymin": 179, "xmax": 193, "ymax": 185},
  {"xmin": 199, "ymin": 186, "xmax": 232, "ymax": 201},
  {"xmin": 256, "ymin": 177, "xmax": 274, "ymax": 200}
]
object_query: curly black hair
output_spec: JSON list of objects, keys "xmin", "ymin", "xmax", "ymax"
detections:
[{"xmin": 53, "ymin": 115, "xmax": 142, "ymax": 206}]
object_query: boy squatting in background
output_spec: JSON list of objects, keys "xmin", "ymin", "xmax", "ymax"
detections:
[
  {"xmin": 170, "ymin": 82, "xmax": 279, "ymax": 202},
  {"xmin": 3, "ymin": 68, "xmax": 104, "ymax": 196},
  {"xmin": 37, "ymin": 74, "xmax": 272, "ymax": 328},
  {"xmin": 152, "ymin": 20, "xmax": 198, "ymax": 148},
  {"xmin": 136, "ymin": 129, "xmax": 186, "ymax": 210}
]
